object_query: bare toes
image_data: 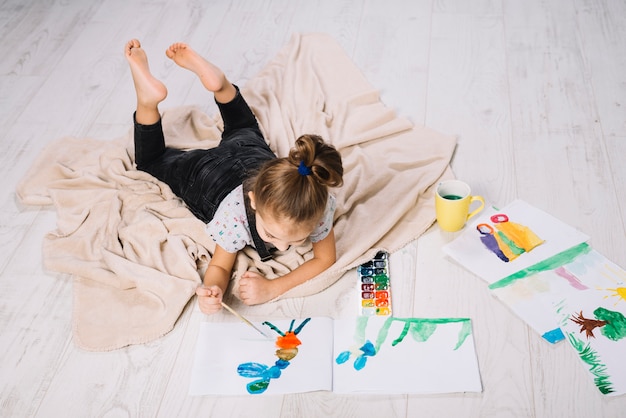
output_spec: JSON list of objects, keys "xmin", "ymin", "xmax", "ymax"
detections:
[
  {"xmin": 166, "ymin": 42, "xmax": 186, "ymax": 58},
  {"xmin": 125, "ymin": 39, "xmax": 141, "ymax": 55}
]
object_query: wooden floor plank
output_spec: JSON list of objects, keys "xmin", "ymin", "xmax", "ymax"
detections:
[
  {"xmin": 574, "ymin": 0, "xmax": 626, "ymax": 138},
  {"xmin": 605, "ymin": 136, "xmax": 626, "ymax": 237},
  {"xmin": 353, "ymin": 0, "xmax": 432, "ymax": 123},
  {"xmin": 426, "ymin": 10, "xmax": 518, "ymax": 205},
  {"xmin": 0, "ymin": 0, "xmax": 102, "ymax": 76},
  {"xmin": 505, "ymin": 0, "xmax": 626, "ymax": 263},
  {"xmin": 0, "ymin": 211, "xmax": 73, "ymax": 418}
]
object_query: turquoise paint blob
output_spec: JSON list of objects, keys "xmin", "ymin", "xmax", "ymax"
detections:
[
  {"xmin": 335, "ymin": 351, "xmax": 350, "ymax": 364},
  {"xmin": 542, "ymin": 328, "xmax": 565, "ymax": 344}
]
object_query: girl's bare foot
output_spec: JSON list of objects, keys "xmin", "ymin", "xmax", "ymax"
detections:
[
  {"xmin": 165, "ymin": 43, "xmax": 229, "ymax": 94},
  {"xmin": 124, "ymin": 39, "xmax": 167, "ymax": 110}
]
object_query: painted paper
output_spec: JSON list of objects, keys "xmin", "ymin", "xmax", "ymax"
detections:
[
  {"xmin": 489, "ymin": 243, "xmax": 625, "ymax": 346},
  {"xmin": 189, "ymin": 316, "xmax": 482, "ymax": 395},
  {"xmin": 189, "ymin": 318, "xmax": 333, "ymax": 396},
  {"xmin": 332, "ymin": 316, "xmax": 482, "ymax": 394},
  {"xmin": 443, "ymin": 200, "xmax": 589, "ymax": 284},
  {"xmin": 442, "ymin": 199, "xmax": 626, "ymax": 394},
  {"xmin": 555, "ymin": 290, "xmax": 626, "ymax": 395}
]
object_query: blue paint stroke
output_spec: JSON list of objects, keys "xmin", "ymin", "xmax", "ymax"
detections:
[
  {"xmin": 542, "ymin": 328, "xmax": 565, "ymax": 344},
  {"xmin": 237, "ymin": 359, "xmax": 289, "ymax": 394},
  {"xmin": 480, "ymin": 233, "xmax": 510, "ymax": 262},
  {"xmin": 336, "ymin": 340, "xmax": 376, "ymax": 370}
]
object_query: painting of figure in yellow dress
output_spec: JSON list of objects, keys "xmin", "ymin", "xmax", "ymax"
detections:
[
  {"xmin": 443, "ymin": 200, "xmax": 589, "ymax": 284},
  {"xmin": 477, "ymin": 213, "xmax": 545, "ymax": 263}
]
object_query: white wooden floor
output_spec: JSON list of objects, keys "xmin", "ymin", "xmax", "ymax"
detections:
[{"xmin": 1, "ymin": 0, "xmax": 625, "ymax": 417}]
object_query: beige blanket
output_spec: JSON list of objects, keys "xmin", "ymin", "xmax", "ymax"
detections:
[{"xmin": 17, "ymin": 33, "xmax": 456, "ymax": 351}]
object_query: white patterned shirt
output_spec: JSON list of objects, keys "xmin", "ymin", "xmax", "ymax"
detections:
[{"xmin": 205, "ymin": 184, "xmax": 336, "ymax": 253}]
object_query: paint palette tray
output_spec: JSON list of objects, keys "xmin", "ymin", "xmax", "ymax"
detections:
[{"xmin": 357, "ymin": 251, "xmax": 392, "ymax": 316}]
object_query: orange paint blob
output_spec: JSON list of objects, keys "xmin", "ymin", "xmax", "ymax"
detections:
[{"xmin": 276, "ymin": 331, "xmax": 302, "ymax": 349}]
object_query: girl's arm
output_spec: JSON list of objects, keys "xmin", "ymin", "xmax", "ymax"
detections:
[
  {"xmin": 196, "ymin": 244, "xmax": 237, "ymax": 314},
  {"xmin": 238, "ymin": 228, "xmax": 337, "ymax": 305}
]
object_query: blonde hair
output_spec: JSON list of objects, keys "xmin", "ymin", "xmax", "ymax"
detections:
[{"xmin": 248, "ymin": 134, "xmax": 343, "ymax": 224}]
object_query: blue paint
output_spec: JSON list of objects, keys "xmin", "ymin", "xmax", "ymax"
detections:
[
  {"xmin": 237, "ymin": 358, "xmax": 292, "ymax": 394},
  {"xmin": 292, "ymin": 317, "xmax": 311, "ymax": 334},
  {"xmin": 478, "ymin": 225, "xmax": 509, "ymax": 262},
  {"xmin": 238, "ymin": 318, "xmax": 312, "ymax": 394},
  {"xmin": 542, "ymin": 328, "xmax": 565, "ymax": 344},
  {"xmin": 335, "ymin": 340, "xmax": 376, "ymax": 371}
]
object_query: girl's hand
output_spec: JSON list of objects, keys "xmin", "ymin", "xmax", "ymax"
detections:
[
  {"xmin": 196, "ymin": 285, "xmax": 223, "ymax": 314},
  {"xmin": 239, "ymin": 271, "xmax": 278, "ymax": 305}
]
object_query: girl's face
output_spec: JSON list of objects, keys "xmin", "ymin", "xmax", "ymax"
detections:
[
  {"xmin": 248, "ymin": 191, "xmax": 316, "ymax": 251},
  {"xmin": 254, "ymin": 211, "xmax": 313, "ymax": 251}
]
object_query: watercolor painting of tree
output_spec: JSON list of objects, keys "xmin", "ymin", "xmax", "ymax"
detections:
[
  {"xmin": 557, "ymin": 296, "xmax": 626, "ymax": 396},
  {"xmin": 570, "ymin": 308, "xmax": 626, "ymax": 341}
]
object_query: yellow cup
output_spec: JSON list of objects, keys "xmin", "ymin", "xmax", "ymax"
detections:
[{"xmin": 435, "ymin": 180, "xmax": 485, "ymax": 232}]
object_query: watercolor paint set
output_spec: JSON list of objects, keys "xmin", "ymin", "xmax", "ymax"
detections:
[{"xmin": 357, "ymin": 251, "xmax": 392, "ymax": 316}]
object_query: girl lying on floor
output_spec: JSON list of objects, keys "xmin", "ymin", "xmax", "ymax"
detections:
[{"xmin": 124, "ymin": 39, "xmax": 343, "ymax": 314}]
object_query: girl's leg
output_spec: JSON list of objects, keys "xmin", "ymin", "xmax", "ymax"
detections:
[
  {"xmin": 125, "ymin": 39, "xmax": 170, "ymax": 168},
  {"xmin": 165, "ymin": 43, "xmax": 237, "ymax": 105},
  {"xmin": 166, "ymin": 43, "xmax": 262, "ymax": 138},
  {"xmin": 125, "ymin": 39, "xmax": 167, "ymax": 125}
]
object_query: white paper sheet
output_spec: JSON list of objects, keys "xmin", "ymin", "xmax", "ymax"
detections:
[
  {"xmin": 331, "ymin": 316, "xmax": 482, "ymax": 394},
  {"xmin": 189, "ymin": 316, "xmax": 482, "ymax": 396},
  {"xmin": 556, "ymin": 290, "xmax": 626, "ymax": 396},
  {"xmin": 443, "ymin": 200, "xmax": 589, "ymax": 284},
  {"xmin": 489, "ymin": 244, "xmax": 625, "ymax": 344},
  {"xmin": 189, "ymin": 318, "xmax": 334, "ymax": 396}
]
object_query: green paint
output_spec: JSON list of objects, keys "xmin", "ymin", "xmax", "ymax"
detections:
[
  {"xmin": 340, "ymin": 317, "xmax": 473, "ymax": 372},
  {"xmin": 396, "ymin": 318, "xmax": 471, "ymax": 325},
  {"xmin": 567, "ymin": 332, "xmax": 614, "ymax": 394},
  {"xmin": 554, "ymin": 299, "xmax": 569, "ymax": 327},
  {"xmin": 391, "ymin": 322, "xmax": 412, "ymax": 346},
  {"xmin": 455, "ymin": 320, "xmax": 473, "ymax": 350},
  {"xmin": 374, "ymin": 317, "xmax": 394, "ymax": 351},
  {"xmin": 489, "ymin": 242, "xmax": 592, "ymax": 290},
  {"xmin": 398, "ymin": 321, "xmax": 436, "ymax": 346},
  {"xmin": 497, "ymin": 231, "xmax": 525, "ymax": 255},
  {"xmin": 373, "ymin": 317, "xmax": 471, "ymax": 351},
  {"xmin": 595, "ymin": 307, "xmax": 626, "ymax": 341},
  {"xmin": 354, "ymin": 316, "xmax": 369, "ymax": 344},
  {"xmin": 248, "ymin": 379, "xmax": 270, "ymax": 393}
]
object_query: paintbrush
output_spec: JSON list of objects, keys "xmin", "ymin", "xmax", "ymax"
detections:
[{"xmin": 221, "ymin": 302, "xmax": 272, "ymax": 339}]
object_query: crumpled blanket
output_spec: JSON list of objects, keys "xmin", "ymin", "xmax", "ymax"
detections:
[{"xmin": 16, "ymin": 33, "xmax": 456, "ymax": 351}]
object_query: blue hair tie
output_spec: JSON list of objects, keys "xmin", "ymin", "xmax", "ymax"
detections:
[{"xmin": 298, "ymin": 160, "xmax": 312, "ymax": 176}]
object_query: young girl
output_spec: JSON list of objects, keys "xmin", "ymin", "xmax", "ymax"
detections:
[{"xmin": 124, "ymin": 39, "xmax": 343, "ymax": 314}]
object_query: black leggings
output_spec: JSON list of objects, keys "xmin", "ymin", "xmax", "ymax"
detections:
[{"xmin": 133, "ymin": 86, "xmax": 276, "ymax": 222}]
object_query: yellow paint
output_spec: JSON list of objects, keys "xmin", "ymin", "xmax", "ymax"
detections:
[
  {"xmin": 603, "ymin": 287, "xmax": 626, "ymax": 306},
  {"xmin": 495, "ymin": 221, "xmax": 544, "ymax": 251},
  {"xmin": 493, "ymin": 232, "xmax": 520, "ymax": 261},
  {"xmin": 499, "ymin": 274, "xmax": 551, "ymax": 302},
  {"xmin": 602, "ymin": 263, "xmax": 626, "ymax": 283}
]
